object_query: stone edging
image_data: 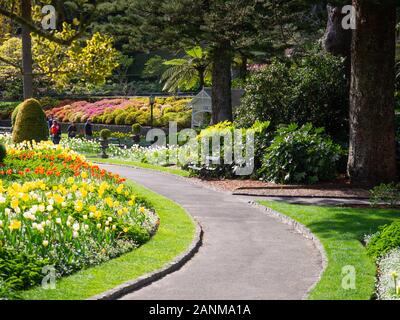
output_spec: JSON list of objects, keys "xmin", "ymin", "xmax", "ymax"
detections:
[
  {"xmin": 248, "ymin": 201, "xmax": 328, "ymax": 300},
  {"xmin": 88, "ymin": 219, "xmax": 203, "ymax": 300}
]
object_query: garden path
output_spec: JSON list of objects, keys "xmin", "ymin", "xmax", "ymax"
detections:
[{"xmin": 99, "ymin": 164, "xmax": 322, "ymax": 300}]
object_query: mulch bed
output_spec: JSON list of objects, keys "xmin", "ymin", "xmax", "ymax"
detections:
[{"xmin": 192, "ymin": 176, "xmax": 371, "ymax": 199}]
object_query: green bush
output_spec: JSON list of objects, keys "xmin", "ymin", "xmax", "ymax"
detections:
[
  {"xmin": 12, "ymin": 99, "xmax": 49, "ymax": 144},
  {"xmin": 100, "ymin": 129, "xmax": 112, "ymax": 140},
  {"xmin": 0, "ymin": 247, "xmax": 50, "ymax": 297},
  {"xmin": 235, "ymin": 49, "xmax": 349, "ymax": 142},
  {"xmin": 0, "ymin": 144, "xmax": 6, "ymax": 163},
  {"xmin": 115, "ymin": 112, "xmax": 128, "ymax": 125},
  {"xmin": 38, "ymin": 97, "xmax": 60, "ymax": 110},
  {"xmin": 125, "ymin": 112, "xmax": 138, "ymax": 125},
  {"xmin": 259, "ymin": 123, "xmax": 343, "ymax": 184},
  {"xmin": 370, "ymin": 183, "xmax": 400, "ymax": 207},
  {"xmin": 366, "ymin": 222, "xmax": 400, "ymax": 259},
  {"xmin": 104, "ymin": 114, "xmax": 115, "ymax": 125},
  {"xmin": 11, "ymin": 105, "xmax": 20, "ymax": 126},
  {"xmin": 132, "ymin": 123, "xmax": 141, "ymax": 134}
]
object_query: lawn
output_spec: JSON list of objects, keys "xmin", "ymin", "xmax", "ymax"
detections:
[
  {"xmin": 89, "ymin": 157, "xmax": 190, "ymax": 178},
  {"xmin": 20, "ymin": 180, "xmax": 196, "ymax": 300},
  {"xmin": 259, "ymin": 201, "xmax": 400, "ymax": 300}
]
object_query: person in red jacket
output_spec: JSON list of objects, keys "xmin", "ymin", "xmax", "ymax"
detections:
[{"xmin": 50, "ymin": 120, "xmax": 61, "ymax": 144}]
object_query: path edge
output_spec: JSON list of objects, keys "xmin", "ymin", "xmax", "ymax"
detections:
[
  {"xmin": 88, "ymin": 219, "xmax": 203, "ymax": 300},
  {"xmin": 248, "ymin": 201, "xmax": 328, "ymax": 300}
]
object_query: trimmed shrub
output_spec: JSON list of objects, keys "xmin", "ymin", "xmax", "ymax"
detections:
[
  {"xmin": 12, "ymin": 99, "xmax": 49, "ymax": 144},
  {"xmin": 0, "ymin": 144, "xmax": 6, "ymax": 163},
  {"xmin": 132, "ymin": 123, "xmax": 141, "ymax": 135},
  {"xmin": 100, "ymin": 129, "xmax": 112, "ymax": 140},
  {"xmin": 370, "ymin": 183, "xmax": 400, "ymax": 207},
  {"xmin": 11, "ymin": 105, "xmax": 20, "ymax": 126},
  {"xmin": 125, "ymin": 112, "xmax": 138, "ymax": 125},
  {"xmin": 259, "ymin": 123, "xmax": 343, "ymax": 184},
  {"xmin": 366, "ymin": 222, "xmax": 400, "ymax": 259}
]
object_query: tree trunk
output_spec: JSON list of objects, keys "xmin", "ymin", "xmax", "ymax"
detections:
[
  {"xmin": 211, "ymin": 44, "xmax": 232, "ymax": 123},
  {"xmin": 347, "ymin": 0, "xmax": 397, "ymax": 186},
  {"xmin": 323, "ymin": 4, "xmax": 352, "ymax": 77},
  {"xmin": 197, "ymin": 66, "xmax": 206, "ymax": 90},
  {"xmin": 21, "ymin": 0, "xmax": 33, "ymax": 99}
]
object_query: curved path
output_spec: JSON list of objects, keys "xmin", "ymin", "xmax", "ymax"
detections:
[{"xmin": 100, "ymin": 164, "xmax": 322, "ymax": 300}]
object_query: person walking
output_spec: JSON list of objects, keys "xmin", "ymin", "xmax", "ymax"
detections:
[
  {"xmin": 67, "ymin": 122, "xmax": 77, "ymax": 139},
  {"xmin": 84, "ymin": 119, "xmax": 93, "ymax": 139},
  {"xmin": 47, "ymin": 116, "xmax": 53, "ymax": 129},
  {"xmin": 50, "ymin": 120, "xmax": 61, "ymax": 145}
]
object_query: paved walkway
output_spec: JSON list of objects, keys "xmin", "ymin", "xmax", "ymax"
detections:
[{"xmin": 100, "ymin": 164, "xmax": 322, "ymax": 300}]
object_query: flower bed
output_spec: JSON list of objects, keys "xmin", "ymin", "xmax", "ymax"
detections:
[
  {"xmin": 0, "ymin": 140, "xmax": 158, "ymax": 299},
  {"xmin": 45, "ymin": 97, "xmax": 192, "ymax": 128}
]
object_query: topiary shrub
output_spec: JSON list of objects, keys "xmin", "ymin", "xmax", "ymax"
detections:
[
  {"xmin": 366, "ymin": 222, "xmax": 400, "ymax": 259},
  {"xmin": 259, "ymin": 123, "xmax": 343, "ymax": 184},
  {"xmin": 132, "ymin": 123, "xmax": 141, "ymax": 135},
  {"xmin": 11, "ymin": 105, "xmax": 20, "ymax": 126},
  {"xmin": 12, "ymin": 99, "xmax": 49, "ymax": 144},
  {"xmin": 0, "ymin": 144, "xmax": 6, "ymax": 163},
  {"xmin": 99, "ymin": 129, "xmax": 112, "ymax": 140}
]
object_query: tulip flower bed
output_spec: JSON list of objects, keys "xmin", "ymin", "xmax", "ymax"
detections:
[{"xmin": 0, "ymin": 141, "xmax": 158, "ymax": 299}]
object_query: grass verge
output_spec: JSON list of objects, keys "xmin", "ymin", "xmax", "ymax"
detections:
[
  {"xmin": 259, "ymin": 200, "xmax": 400, "ymax": 300},
  {"xmin": 88, "ymin": 157, "xmax": 190, "ymax": 178},
  {"xmin": 20, "ymin": 180, "xmax": 196, "ymax": 300}
]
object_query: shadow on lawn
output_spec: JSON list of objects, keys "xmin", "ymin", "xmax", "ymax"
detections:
[{"xmin": 294, "ymin": 205, "xmax": 400, "ymax": 240}]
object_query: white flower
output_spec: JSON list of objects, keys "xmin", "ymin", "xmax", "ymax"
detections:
[
  {"xmin": 73, "ymin": 231, "xmax": 79, "ymax": 238},
  {"xmin": 107, "ymin": 217, "xmax": 112, "ymax": 222},
  {"xmin": 105, "ymin": 221, "xmax": 110, "ymax": 226},
  {"xmin": 61, "ymin": 202, "xmax": 67, "ymax": 207},
  {"xmin": 73, "ymin": 223, "xmax": 80, "ymax": 231},
  {"xmin": 46, "ymin": 205, "xmax": 54, "ymax": 212},
  {"xmin": 0, "ymin": 196, "xmax": 6, "ymax": 204},
  {"xmin": 96, "ymin": 223, "xmax": 101, "ymax": 229},
  {"xmin": 84, "ymin": 224, "xmax": 89, "ymax": 231},
  {"xmin": 0, "ymin": 220, "xmax": 3, "ymax": 227},
  {"xmin": 48, "ymin": 199, "xmax": 54, "ymax": 205},
  {"xmin": 105, "ymin": 227, "xmax": 109, "ymax": 232},
  {"xmin": 32, "ymin": 222, "xmax": 38, "ymax": 229},
  {"xmin": 83, "ymin": 215, "xmax": 88, "ymax": 220},
  {"xmin": 15, "ymin": 207, "xmax": 21, "ymax": 214},
  {"xmin": 42, "ymin": 240, "xmax": 49, "ymax": 247},
  {"xmin": 66, "ymin": 221, "xmax": 71, "ymax": 227},
  {"xmin": 112, "ymin": 225, "xmax": 116, "ymax": 230},
  {"xmin": 46, "ymin": 220, "xmax": 51, "ymax": 226},
  {"xmin": 4, "ymin": 208, "xmax": 10, "ymax": 216},
  {"xmin": 56, "ymin": 218, "xmax": 62, "ymax": 224},
  {"xmin": 39, "ymin": 204, "xmax": 45, "ymax": 212},
  {"xmin": 31, "ymin": 205, "xmax": 38, "ymax": 214}
]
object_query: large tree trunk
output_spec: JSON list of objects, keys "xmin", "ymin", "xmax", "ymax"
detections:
[
  {"xmin": 323, "ymin": 4, "xmax": 352, "ymax": 76},
  {"xmin": 347, "ymin": 0, "xmax": 397, "ymax": 186},
  {"xmin": 21, "ymin": 0, "xmax": 33, "ymax": 99},
  {"xmin": 211, "ymin": 44, "xmax": 232, "ymax": 123}
]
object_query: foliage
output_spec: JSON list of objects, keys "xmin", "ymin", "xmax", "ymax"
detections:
[
  {"xmin": 99, "ymin": 129, "xmax": 112, "ymax": 140},
  {"xmin": 0, "ymin": 140, "xmax": 157, "ymax": 298},
  {"xmin": 161, "ymin": 46, "xmax": 211, "ymax": 92},
  {"xmin": 366, "ymin": 222, "xmax": 400, "ymax": 259},
  {"xmin": 376, "ymin": 248, "xmax": 400, "ymax": 300},
  {"xmin": 11, "ymin": 103, "xmax": 19, "ymax": 125},
  {"xmin": 259, "ymin": 123, "xmax": 343, "ymax": 184},
  {"xmin": 132, "ymin": 124, "xmax": 141, "ymax": 135},
  {"xmin": 0, "ymin": 143, "xmax": 6, "ymax": 163},
  {"xmin": 0, "ymin": 26, "xmax": 120, "ymax": 94},
  {"xmin": 370, "ymin": 183, "xmax": 400, "ymax": 207},
  {"xmin": 46, "ymin": 97, "xmax": 192, "ymax": 128},
  {"xmin": 12, "ymin": 99, "xmax": 49, "ymax": 144},
  {"xmin": 142, "ymin": 55, "xmax": 167, "ymax": 80},
  {"xmin": 0, "ymin": 101, "xmax": 19, "ymax": 120},
  {"xmin": 235, "ymin": 51, "xmax": 349, "ymax": 142}
]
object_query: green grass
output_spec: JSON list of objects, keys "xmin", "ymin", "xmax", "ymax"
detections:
[
  {"xmin": 89, "ymin": 157, "xmax": 190, "ymax": 177},
  {"xmin": 20, "ymin": 180, "xmax": 196, "ymax": 300},
  {"xmin": 259, "ymin": 201, "xmax": 400, "ymax": 300}
]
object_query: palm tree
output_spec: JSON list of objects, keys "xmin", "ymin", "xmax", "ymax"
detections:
[{"xmin": 161, "ymin": 46, "xmax": 211, "ymax": 93}]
